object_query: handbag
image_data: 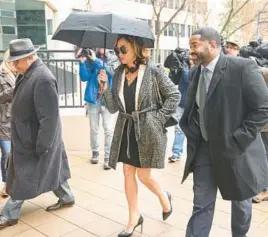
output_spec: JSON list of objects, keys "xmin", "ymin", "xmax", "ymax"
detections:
[{"xmin": 152, "ymin": 66, "xmax": 179, "ymax": 128}]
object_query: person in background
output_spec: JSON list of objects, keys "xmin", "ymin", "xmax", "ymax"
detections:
[
  {"xmin": 0, "ymin": 50, "xmax": 16, "ymax": 197},
  {"xmin": 78, "ymin": 48, "xmax": 113, "ymax": 170},
  {"xmin": 96, "ymin": 48, "xmax": 119, "ymax": 75},
  {"xmin": 0, "ymin": 38, "xmax": 75, "ymax": 229},
  {"xmin": 226, "ymin": 39, "xmax": 240, "ymax": 56},
  {"xmin": 168, "ymin": 62, "xmax": 190, "ymax": 162}
]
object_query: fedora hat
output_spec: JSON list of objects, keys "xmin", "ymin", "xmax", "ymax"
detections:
[
  {"xmin": 226, "ymin": 37, "xmax": 241, "ymax": 49},
  {"xmin": 8, "ymin": 38, "xmax": 40, "ymax": 61}
]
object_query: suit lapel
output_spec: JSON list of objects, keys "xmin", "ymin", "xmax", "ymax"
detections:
[
  {"xmin": 137, "ymin": 62, "xmax": 152, "ymax": 111},
  {"xmin": 115, "ymin": 66, "xmax": 126, "ymax": 112},
  {"xmin": 204, "ymin": 54, "xmax": 227, "ymax": 125},
  {"xmin": 188, "ymin": 66, "xmax": 201, "ymax": 124},
  {"xmin": 136, "ymin": 64, "xmax": 146, "ymax": 110}
]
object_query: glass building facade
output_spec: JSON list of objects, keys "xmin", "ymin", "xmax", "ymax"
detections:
[{"xmin": 0, "ymin": 0, "xmax": 47, "ymax": 50}]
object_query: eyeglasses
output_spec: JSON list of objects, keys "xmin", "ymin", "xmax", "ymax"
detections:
[{"xmin": 114, "ymin": 46, "xmax": 127, "ymax": 55}]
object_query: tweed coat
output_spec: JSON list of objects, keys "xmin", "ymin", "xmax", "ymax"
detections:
[
  {"xmin": 180, "ymin": 54, "xmax": 268, "ymax": 201},
  {"xmin": 6, "ymin": 59, "xmax": 71, "ymax": 200},
  {"xmin": 103, "ymin": 61, "xmax": 180, "ymax": 169}
]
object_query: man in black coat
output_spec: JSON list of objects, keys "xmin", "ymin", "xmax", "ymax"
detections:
[
  {"xmin": 0, "ymin": 39, "xmax": 75, "ymax": 229},
  {"xmin": 180, "ymin": 27, "xmax": 268, "ymax": 237}
]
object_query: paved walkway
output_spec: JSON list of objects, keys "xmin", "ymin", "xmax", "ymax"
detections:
[{"xmin": 1, "ymin": 150, "xmax": 268, "ymax": 237}]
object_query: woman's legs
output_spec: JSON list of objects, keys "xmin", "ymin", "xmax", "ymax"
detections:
[
  {"xmin": 0, "ymin": 140, "xmax": 11, "ymax": 196},
  {"xmin": 123, "ymin": 164, "xmax": 140, "ymax": 232},
  {"xmin": 137, "ymin": 168, "xmax": 170, "ymax": 212}
]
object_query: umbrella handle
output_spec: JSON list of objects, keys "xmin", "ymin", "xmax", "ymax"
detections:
[{"xmin": 103, "ymin": 32, "xmax": 107, "ymax": 68}]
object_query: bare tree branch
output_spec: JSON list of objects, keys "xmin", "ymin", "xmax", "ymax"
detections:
[
  {"xmin": 220, "ymin": 0, "xmax": 234, "ymax": 34},
  {"xmin": 159, "ymin": 0, "xmax": 188, "ymax": 35},
  {"xmin": 231, "ymin": 0, "xmax": 250, "ymax": 19},
  {"xmin": 226, "ymin": 0, "xmax": 268, "ymax": 38},
  {"xmin": 151, "ymin": 0, "xmax": 158, "ymax": 17},
  {"xmin": 226, "ymin": 18, "xmax": 257, "ymax": 38}
]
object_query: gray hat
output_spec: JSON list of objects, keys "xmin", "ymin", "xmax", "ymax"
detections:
[{"xmin": 8, "ymin": 38, "xmax": 40, "ymax": 61}]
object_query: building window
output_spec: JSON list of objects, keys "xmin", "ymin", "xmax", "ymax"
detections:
[
  {"xmin": 188, "ymin": 25, "xmax": 191, "ymax": 37},
  {"xmin": 167, "ymin": 0, "xmax": 174, "ymax": 9},
  {"xmin": 163, "ymin": 22, "xmax": 168, "ymax": 36},
  {"xmin": 168, "ymin": 23, "xmax": 175, "ymax": 37},
  {"xmin": 175, "ymin": 0, "xmax": 181, "ymax": 8},
  {"xmin": 47, "ymin": 19, "xmax": 53, "ymax": 35},
  {"xmin": 181, "ymin": 24, "xmax": 185, "ymax": 37},
  {"xmin": 2, "ymin": 26, "xmax": 16, "ymax": 34},
  {"xmin": 0, "ymin": 9, "xmax": 16, "ymax": 18}
]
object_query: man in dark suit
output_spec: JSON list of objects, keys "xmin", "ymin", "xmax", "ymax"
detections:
[{"xmin": 180, "ymin": 27, "xmax": 268, "ymax": 237}]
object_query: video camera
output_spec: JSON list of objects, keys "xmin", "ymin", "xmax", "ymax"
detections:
[{"xmin": 75, "ymin": 48, "xmax": 93, "ymax": 59}]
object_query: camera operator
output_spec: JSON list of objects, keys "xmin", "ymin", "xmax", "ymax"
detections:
[{"xmin": 77, "ymin": 48, "xmax": 113, "ymax": 170}]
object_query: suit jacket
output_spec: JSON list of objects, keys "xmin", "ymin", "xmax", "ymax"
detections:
[
  {"xmin": 180, "ymin": 53, "xmax": 268, "ymax": 201},
  {"xmin": 103, "ymin": 61, "xmax": 180, "ymax": 169}
]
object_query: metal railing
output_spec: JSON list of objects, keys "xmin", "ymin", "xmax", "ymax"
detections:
[
  {"xmin": 0, "ymin": 49, "xmax": 170, "ymax": 108},
  {"xmin": 0, "ymin": 50, "xmax": 85, "ymax": 108}
]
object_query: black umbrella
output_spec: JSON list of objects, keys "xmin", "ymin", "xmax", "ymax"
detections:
[{"xmin": 52, "ymin": 12, "xmax": 155, "ymax": 49}]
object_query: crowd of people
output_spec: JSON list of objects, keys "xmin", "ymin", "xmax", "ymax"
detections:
[{"xmin": 0, "ymin": 25, "xmax": 268, "ymax": 237}]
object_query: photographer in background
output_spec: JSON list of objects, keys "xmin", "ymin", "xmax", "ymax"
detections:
[{"xmin": 77, "ymin": 48, "xmax": 113, "ymax": 170}]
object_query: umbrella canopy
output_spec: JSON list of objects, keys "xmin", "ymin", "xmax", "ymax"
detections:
[{"xmin": 52, "ymin": 12, "xmax": 155, "ymax": 49}]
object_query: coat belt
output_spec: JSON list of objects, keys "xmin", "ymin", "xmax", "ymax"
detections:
[{"xmin": 120, "ymin": 106, "xmax": 158, "ymax": 159}]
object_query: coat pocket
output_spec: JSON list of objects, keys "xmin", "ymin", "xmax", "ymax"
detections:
[{"xmin": 15, "ymin": 121, "xmax": 32, "ymax": 148}]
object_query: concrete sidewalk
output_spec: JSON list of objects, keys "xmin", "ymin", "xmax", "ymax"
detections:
[
  {"xmin": 1, "ymin": 114, "xmax": 268, "ymax": 237},
  {"xmin": 1, "ymin": 151, "xmax": 268, "ymax": 237}
]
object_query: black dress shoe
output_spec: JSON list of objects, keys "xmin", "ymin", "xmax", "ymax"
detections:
[
  {"xmin": 46, "ymin": 199, "xmax": 75, "ymax": 211},
  {"xmin": 163, "ymin": 192, "xmax": 173, "ymax": 221},
  {"xmin": 118, "ymin": 215, "xmax": 144, "ymax": 237},
  {"xmin": 0, "ymin": 215, "xmax": 18, "ymax": 229}
]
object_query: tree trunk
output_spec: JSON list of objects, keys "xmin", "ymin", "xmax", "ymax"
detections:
[{"xmin": 156, "ymin": 34, "xmax": 160, "ymax": 63}]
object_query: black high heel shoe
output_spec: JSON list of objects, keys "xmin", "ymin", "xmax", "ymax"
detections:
[
  {"xmin": 162, "ymin": 192, "xmax": 172, "ymax": 221},
  {"xmin": 118, "ymin": 215, "xmax": 144, "ymax": 237}
]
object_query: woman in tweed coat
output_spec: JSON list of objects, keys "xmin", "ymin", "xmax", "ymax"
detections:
[
  {"xmin": 102, "ymin": 35, "xmax": 180, "ymax": 237},
  {"xmin": 0, "ymin": 50, "xmax": 16, "ymax": 197}
]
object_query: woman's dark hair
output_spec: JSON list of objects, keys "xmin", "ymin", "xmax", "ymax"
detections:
[{"xmin": 115, "ymin": 35, "xmax": 150, "ymax": 71}]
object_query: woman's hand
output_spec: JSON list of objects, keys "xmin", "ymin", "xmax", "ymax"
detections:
[{"xmin": 98, "ymin": 69, "xmax": 108, "ymax": 91}]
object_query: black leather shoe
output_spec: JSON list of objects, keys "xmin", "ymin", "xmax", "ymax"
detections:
[
  {"xmin": 162, "ymin": 192, "xmax": 172, "ymax": 221},
  {"xmin": 0, "ymin": 215, "xmax": 18, "ymax": 229},
  {"xmin": 46, "ymin": 199, "xmax": 75, "ymax": 211},
  {"xmin": 118, "ymin": 215, "xmax": 144, "ymax": 237}
]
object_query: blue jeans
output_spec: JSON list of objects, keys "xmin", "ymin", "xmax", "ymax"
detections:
[
  {"xmin": 0, "ymin": 140, "xmax": 11, "ymax": 183},
  {"xmin": 172, "ymin": 107, "xmax": 185, "ymax": 157},
  {"xmin": 87, "ymin": 103, "xmax": 113, "ymax": 160}
]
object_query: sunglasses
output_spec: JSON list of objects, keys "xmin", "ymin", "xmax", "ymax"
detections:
[{"xmin": 114, "ymin": 46, "xmax": 128, "ymax": 55}]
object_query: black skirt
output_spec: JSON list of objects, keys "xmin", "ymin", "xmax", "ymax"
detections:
[{"xmin": 118, "ymin": 78, "xmax": 141, "ymax": 167}]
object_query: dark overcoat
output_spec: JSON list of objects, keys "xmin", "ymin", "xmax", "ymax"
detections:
[
  {"xmin": 180, "ymin": 54, "xmax": 268, "ymax": 201},
  {"xmin": 6, "ymin": 59, "xmax": 71, "ymax": 200},
  {"xmin": 103, "ymin": 61, "xmax": 180, "ymax": 169}
]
